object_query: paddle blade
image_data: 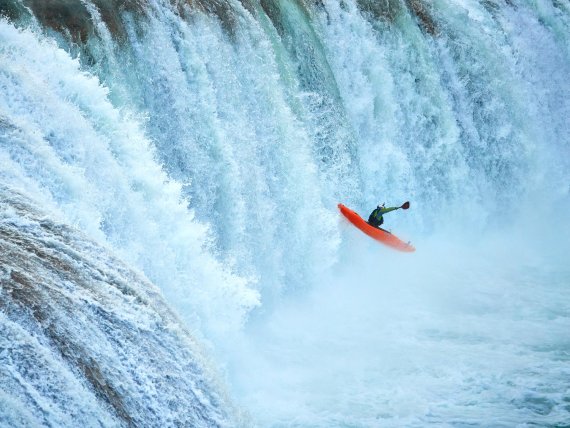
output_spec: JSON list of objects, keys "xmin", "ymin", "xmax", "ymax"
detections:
[{"xmin": 401, "ymin": 201, "xmax": 410, "ymax": 210}]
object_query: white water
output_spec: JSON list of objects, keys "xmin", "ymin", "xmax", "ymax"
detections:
[
  {"xmin": 229, "ymin": 231, "xmax": 570, "ymax": 426},
  {"xmin": 1, "ymin": 0, "xmax": 570, "ymax": 426},
  {"xmin": 0, "ymin": 17, "xmax": 259, "ymax": 341},
  {"xmin": 0, "ymin": 188, "xmax": 237, "ymax": 427}
]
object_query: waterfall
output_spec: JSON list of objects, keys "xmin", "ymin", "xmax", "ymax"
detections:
[
  {"xmin": 0, "ymin": 187, "xmax": 238, "ymax": 426},
  {"xmin": 1, "ymin": 0, "xmax": 569, "ymax": 425}
]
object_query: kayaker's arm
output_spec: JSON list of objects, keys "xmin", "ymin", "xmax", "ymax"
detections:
[{"xmin": 379, "ymin": 206, "xmax": 400, "ymax": 215}]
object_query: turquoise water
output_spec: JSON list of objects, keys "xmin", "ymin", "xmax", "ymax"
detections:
[{"xmin": 1, "ymin": 0, "xmax": 569, "ymax": 425}]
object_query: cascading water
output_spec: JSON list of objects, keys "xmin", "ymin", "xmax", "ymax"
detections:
[
  {"xmin": 0, "ymin": 187, "xmax": 238, "ymax": 427},
  {"xmin": 1, "ymin": 0, "xmax": 569, "ymax": 426}
]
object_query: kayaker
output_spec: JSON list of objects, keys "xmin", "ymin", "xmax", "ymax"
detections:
[{"xmin": 368, "ymin": 201, "xmax": 410, "ymax": 229}]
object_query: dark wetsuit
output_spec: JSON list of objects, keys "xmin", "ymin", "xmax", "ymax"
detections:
[{"xmin": 368, "ymin": 206, "xmax": 399, "ymax": 228}]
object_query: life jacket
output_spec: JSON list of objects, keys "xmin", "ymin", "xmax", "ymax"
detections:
[{"xmin": 368, "ymin": 207, "xmax": 384, "ymax": 225}]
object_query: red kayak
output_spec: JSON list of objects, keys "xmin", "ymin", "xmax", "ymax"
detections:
[{"xmin": 338, "ymin": 203, "xmax": 415, "ymax": 252}]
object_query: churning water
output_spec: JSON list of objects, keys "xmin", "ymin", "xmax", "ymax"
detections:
[{"xmin": 1, "ymin": 0, "xmax": 569, "ymax": 426}]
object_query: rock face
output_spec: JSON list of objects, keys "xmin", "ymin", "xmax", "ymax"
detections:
[
  {"xmin": 0, "ymin": 186, "xmax": 235, "ymax": 428},
  {"xmin": 356, "ymin": 0, "xmax": 438, "ymax": 35},
  {"xmin": 0, "ymin": 0, "xmax": 245, "ymax": 42},
  {"xmin": 0, "ymin": 0, "xmax": 144, "ymax": 42}
]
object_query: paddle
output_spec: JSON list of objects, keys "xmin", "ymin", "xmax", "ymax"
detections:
[{"xmin": 400, "ymin": 201, "xmax": 410, "ymax": 210}]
